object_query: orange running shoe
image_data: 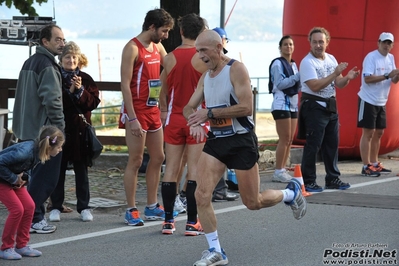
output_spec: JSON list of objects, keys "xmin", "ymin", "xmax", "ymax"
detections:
[
  {"xmin": 162, "ymin": 221, "xmax": 175, "ymax": 234},
  {"xmin": 185, "ymin": 220, "xmax": 204, "ymax": 236}
]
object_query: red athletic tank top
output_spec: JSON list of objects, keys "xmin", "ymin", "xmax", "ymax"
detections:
[
  {"xmin": 166, "ymin": 47, "xmax": 202, "ymax": 114},
  {"xmin": 129, "ymin": 37, "xmax": 161, "ymax": 111}
]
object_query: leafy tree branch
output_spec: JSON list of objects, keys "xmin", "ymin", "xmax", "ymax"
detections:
[{"xmin": 0, "ymin": 0, "xmax": 48, "ymax": 16}]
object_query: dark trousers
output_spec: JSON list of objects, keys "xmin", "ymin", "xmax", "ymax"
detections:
[
  {"xmin": 50, "ymin": 159, "xmax": 90, "ymax": 213},
  {"xmin": 28, "ymin": 151, "xmax": 62, "ymax": 223},
  {"xmin": 300, "ymin": 100, "xmax": 340, "ymax": 185},
  {"xmin": 214, "ymin": 176, "xmax": 228, "ymax": 192}
]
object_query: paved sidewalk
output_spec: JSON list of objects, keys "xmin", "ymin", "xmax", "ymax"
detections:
[
  {"xmin": 63, "ymin": 152, "xmax": 399, "ymax": 211},
  {"xmin": 1, "ymin": 152, "xmax": 398, "ymax": 212}
]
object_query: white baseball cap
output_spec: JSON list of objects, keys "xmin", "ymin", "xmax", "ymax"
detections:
[{"xmin": 379, "ymin": 32, "xmax": 394, "ymax": 42}]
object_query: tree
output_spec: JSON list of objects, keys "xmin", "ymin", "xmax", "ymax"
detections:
[{"xmin": 0, "ymin": 0, "xmax": 48, "ymax": 16}]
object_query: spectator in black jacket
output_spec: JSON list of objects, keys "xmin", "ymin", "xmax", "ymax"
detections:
[{"xmin": 48, "ymin": 41, "xmax": 100, "ymax": 223}]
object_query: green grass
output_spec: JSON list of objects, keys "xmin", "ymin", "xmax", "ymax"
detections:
[
  {"xmin": 258, "ymin": 139, "xmax": 278, "ymax": 151},
  {"xmin": 103, "ymin": 145, "xmax": 128, "ymax": 153}
]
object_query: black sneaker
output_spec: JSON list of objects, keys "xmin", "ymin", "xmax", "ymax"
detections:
[
  {"xmin": 374, "ymin": 162, "xmax": 391, "ymax": 173},
  {"xmin": 325, "ymin": 177, "xmax": 350, "ymax": 190},
  {"xmin": 305, "ymin": 182, "xmax": 324, "ymax": 192}
]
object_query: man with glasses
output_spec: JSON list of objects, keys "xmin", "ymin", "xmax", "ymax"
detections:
[
  {"xmin": 13, "ymin": 24, "xmax": 66, "ymax": 234},
  {"xmin": 357, "ymin": 32, "xmax": 399, "ymax": 176}
]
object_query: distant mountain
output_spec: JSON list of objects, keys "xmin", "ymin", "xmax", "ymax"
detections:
[{"xmin": 0, "ymin": 0, "xmax": 284, "ymax": 42}]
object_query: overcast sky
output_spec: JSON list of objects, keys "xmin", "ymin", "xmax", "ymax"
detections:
[{"xmin": 0, "ymin": 0, "xmax": 284, "ymax": 41}]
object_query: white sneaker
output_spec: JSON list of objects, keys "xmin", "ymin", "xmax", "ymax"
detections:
[
  {"xmin": 49, "ymin": 209, "xmax": 61, "ymax": 222},
  {"xmin": 174, "ymin": 195, "xmax": 186, "ymax": 214},
  {"xmin": 193, "ymin": 248, "xmax": 228, "ymax": 266},
  {"xmin": 272, "ymin": 170, "xmax": 292, "ymax": 183},
  {"xmin": 30, "ymin": 219, "xmax": 56, "ymax": 234},
  {"xmin": 285, "ymin": 179, "xmax": 307, "ymax": 220},
  {"xmin": 80, "ymin": 209, "xmax": 93, "ymax": 222}
]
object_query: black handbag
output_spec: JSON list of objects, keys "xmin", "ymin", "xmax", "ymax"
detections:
[
  {"xmin": 69, "ymin": 95, "xmax": 103, "ymax": 166},
  {"xmin": 79, "ymin": 114, "xmax": 103, "ymax": 162}
]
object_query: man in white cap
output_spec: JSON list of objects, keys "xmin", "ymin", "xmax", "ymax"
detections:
[{"xmin": 358, "ymin": 32, "xmax": 399, "ymax": 177}]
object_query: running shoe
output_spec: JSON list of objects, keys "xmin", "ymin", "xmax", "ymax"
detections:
[
  {"xmin": 325, "ymin": 177, "xmax": 351, "ymax": 190},
  {"xmin": 272, "ymin": 170, "xmax": 292, "ymax": 183},
  {"xmin": 15, "ymin": 246, "xmax": 42, "ymax": 257},
  {"xmin": 185, "ymin": 220, "xmax": 205, "ymax": 236},
  {"xmin": 305, "ymin": 182, "xmax": 324, "ymax": 192},
  {"xmin": 361, "ymin": 164, "xmax": 381, "ymax": 177},
  {"xmin": 161, "ymin": 221, "xmax": 175, "ymax": 234},
  {"xmin": 174, "ymin": 195, "xmax": 186, "ymax": 213},
  {"xmin": 30, "ymin": 219, "xmax": 56, "ymax": 234},
  {"xmin": 49, "ymin": 209, "xmax": 61, "ymax": 222},
  {"xmin": 144, "ymin": 204, "xmax": 178, "ymax": 221},
  {"xmin": 374, "ymin": 162, "xmax": 391, "ymax": 173},
  {"xmin": 124, "ymin": 208, "xmax": 144, "ymax": 226},
  {"xmin": 285, "ymin": 179, "xmax": 307, "ymax": 220},
  {"xmin": 0, "ymin": 248, "xmax": 22, "ymax": 260},
  {"xmin": 80, "ymin": 209, "xmax": 93, "ymax": 222},
  {"xmin": 212, "ymin": 191, "xmax": 239, "ymax": 202},
  {"xmin": 193, "ymin": 247, "xmax": 228, "ymax": 266},
  {"xmin": 179, "ymin": 195, "xmax": 187, "ymax": 209}
]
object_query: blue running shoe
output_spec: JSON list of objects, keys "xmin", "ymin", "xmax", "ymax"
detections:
[
  {"xmin": 144, "ymin": 204, "xmax": 179, "ymax": 221},
  {"xmin": 124, "ymin": 208, "xmax": 144, "ymax": 226},
  {"xmin": 285, "ymin": 179, "xmax": 307, "ymax": 220}
]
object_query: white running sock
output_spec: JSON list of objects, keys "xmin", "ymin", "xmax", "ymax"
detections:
[
  {"xmin": 275, "ymin": 168, "xmax": 285, "ymax": 174},
  {"xmin": 146, "ymin": 203, "xmax": 158, "ymax": 209},
  {"xmin": 281, "ymin": 188, "xmax": 295, "ymax": 203},
  {"xmin": 205, "ymin": 231, "xmax": 222, "ymax": 253}
]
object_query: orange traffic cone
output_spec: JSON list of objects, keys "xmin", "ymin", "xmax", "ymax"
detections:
[{"xmin": 293, "ymin": 164, "xmax": 312, "ymax": 197}]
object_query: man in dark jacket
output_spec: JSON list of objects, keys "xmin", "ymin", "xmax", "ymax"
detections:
[{"xmin": 12, "ymin": 24, "xmax": 66, "ymax": 234}]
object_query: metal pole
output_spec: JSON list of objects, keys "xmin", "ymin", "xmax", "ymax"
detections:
[{"xmin": 220, "ymin": 0, "xmax": 225, "ymax": 28}]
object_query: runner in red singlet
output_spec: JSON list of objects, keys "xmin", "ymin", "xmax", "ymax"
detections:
[
  {"xmin": 158, "ymin": 13, "xmax": 208, "ymax": 236},
  {"xmin": 119, "ymin": 8, "xmax": 174, "ymax": 226}
]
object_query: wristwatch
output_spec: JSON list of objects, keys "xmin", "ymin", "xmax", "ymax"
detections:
[
  {"xmin": 384, "ymin": 73, "xmax": 389, "ymax": 79},
  {"xmin": 207, "ymin": 109, "xmax": 214, "ymax": 119}
]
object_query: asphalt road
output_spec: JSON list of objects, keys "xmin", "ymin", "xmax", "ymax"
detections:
[{"xmin": 0, "ymin": 158, "xmax": 398, "ymax": 266}]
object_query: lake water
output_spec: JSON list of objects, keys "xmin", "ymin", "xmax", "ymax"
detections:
[{"xmin": 0, "ymin": 38, "xmax": 279, "ymax": 126}]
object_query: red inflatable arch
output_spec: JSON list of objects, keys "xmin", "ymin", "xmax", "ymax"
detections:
[{"xmin": 283, "ymin": 0, "xmax": 399, "ymax": 158}]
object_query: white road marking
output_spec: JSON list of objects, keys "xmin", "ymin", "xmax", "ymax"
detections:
[{"xmin": 30, "ymin": 177, "xmax": 398, "ymax": 248}]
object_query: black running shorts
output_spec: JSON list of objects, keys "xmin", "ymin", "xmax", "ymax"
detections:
[
  {"xmin": 203, "ymin": 130, "xmax": 259, "ymax": 170},
  {"xmin": 357, "ymin": 97, "xmax": 386, "ymax": 129}
]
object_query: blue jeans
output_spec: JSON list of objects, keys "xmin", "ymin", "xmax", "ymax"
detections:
[
  {"xmin": 28, "ymin": 151, "xmax": 62, "ymax": 223},
  {"xmin": 300, "ymin": 100, "xmax": 340, "ymax": 185}
]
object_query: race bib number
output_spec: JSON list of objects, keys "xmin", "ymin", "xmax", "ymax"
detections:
[
  {"xmin": 209, "ymin": 104, "xmax": 235, "ymax": 137},
  {"xmin": 147, "ymin": 79, "xmax": 161, "ymax": 106}
]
